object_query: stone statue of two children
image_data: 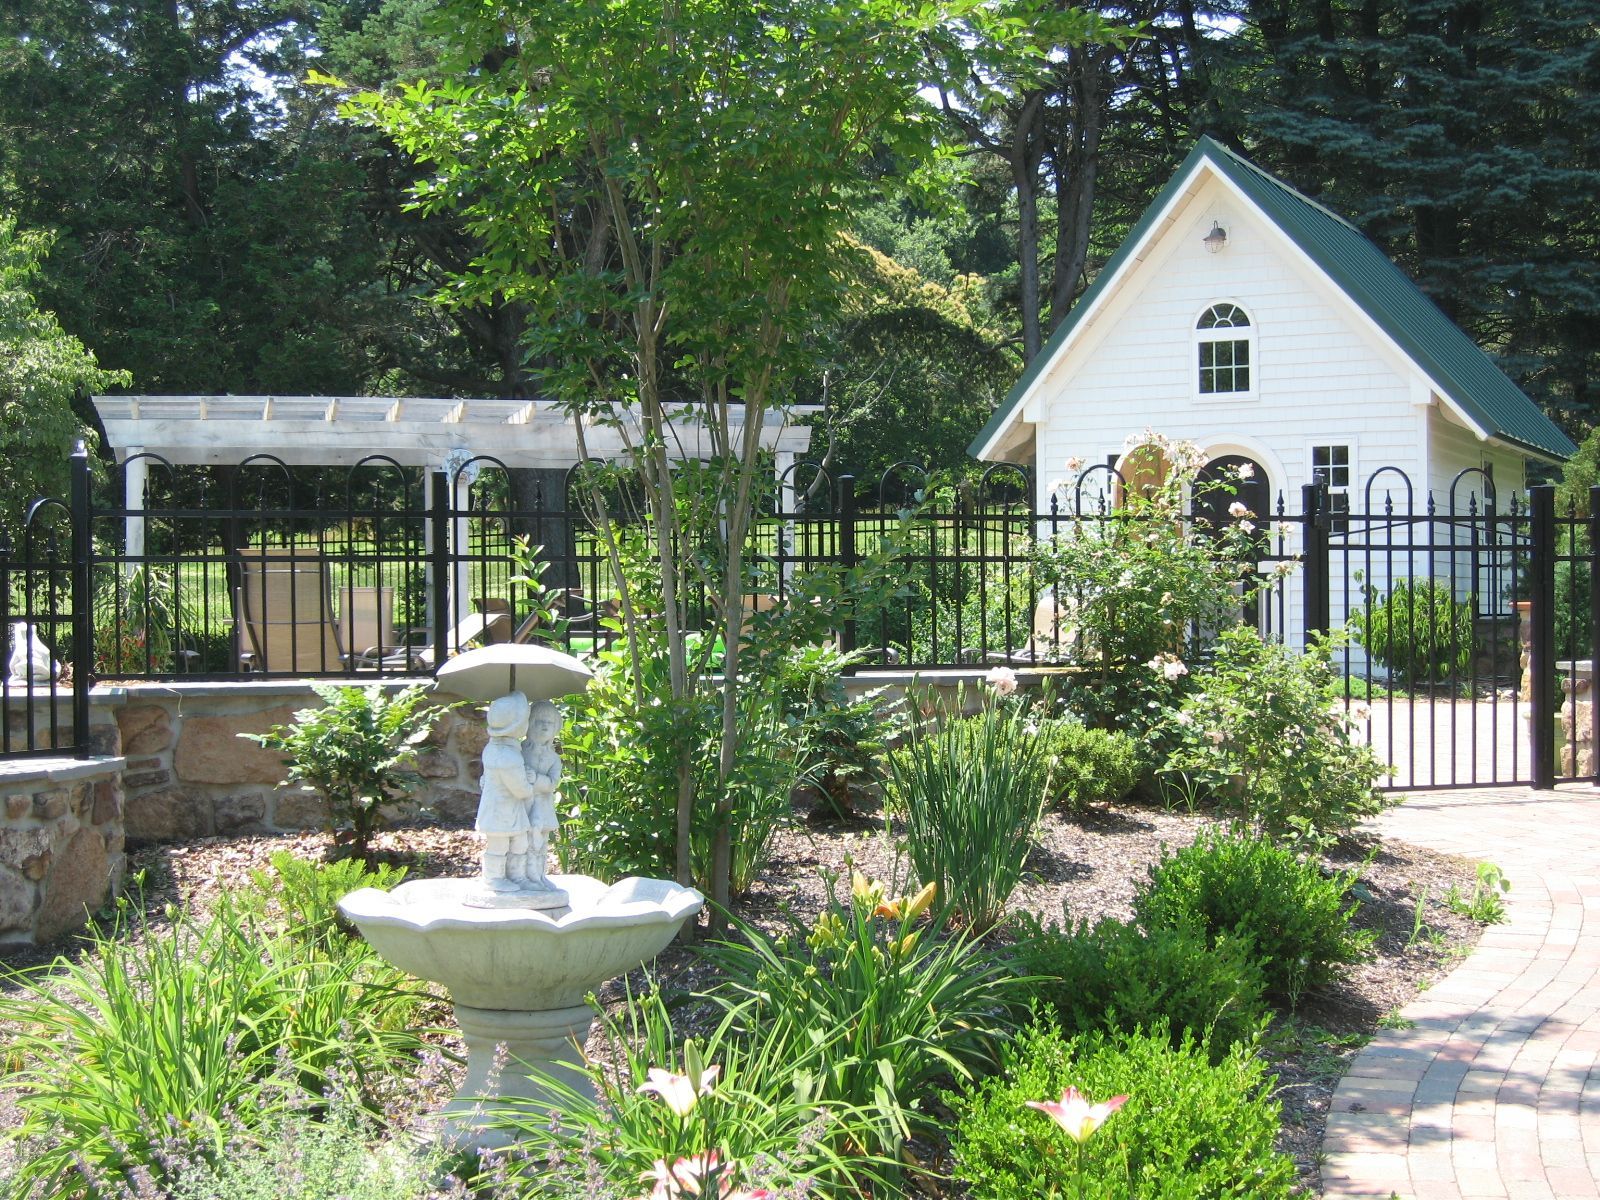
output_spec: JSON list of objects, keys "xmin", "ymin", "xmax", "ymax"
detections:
[{"xmin": 475, "ymin": 691, "xmax": 565, "ymax": 906}]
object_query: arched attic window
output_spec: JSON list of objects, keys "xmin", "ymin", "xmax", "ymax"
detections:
[{"xmin": 1195, "ymin": 303, "xmax": 1254, "ymax": 397}]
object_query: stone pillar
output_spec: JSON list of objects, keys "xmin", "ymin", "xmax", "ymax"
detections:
[
  {"xmin": 0, "ymin": 758, "xmax": 126, "ymax": 946},
  {"xmin": 1516, "ymin": 599, "xmax": 1533, "ymax": 701}
]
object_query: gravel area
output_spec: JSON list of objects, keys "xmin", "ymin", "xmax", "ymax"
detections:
[{"xmin": 0, "ymin": 795, "xmax": 1484, "ymax": 1196}]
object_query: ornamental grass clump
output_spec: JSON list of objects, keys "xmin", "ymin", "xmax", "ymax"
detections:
[
  {"xmin": 702, "ymin": 872, "xmax": 1021, "ymax": 1164},
  {"xmin": 0, "ymin": 887, "xmax": 434, "ymax": 1200},
  {"xmin": 886, "ymin": 695, "xmax": 1054, "ymax": 928}
]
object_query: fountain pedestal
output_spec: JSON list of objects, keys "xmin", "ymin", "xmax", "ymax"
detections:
[
  {"xmin": 445, "ymin": 1003, "xmax": 597, "ymax": 1149},
  {"xmin": 340, "ymin": 873, "xmax": 702, "ymax": 1151}
]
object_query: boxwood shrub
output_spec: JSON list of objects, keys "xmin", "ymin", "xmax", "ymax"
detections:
[
  {"xmin": 1008, "ymin": 914, "xmax": 1267, "ymax": 1059},
  {"xmin": 1132, "ymin": 827, "xmax": 1375, "ymax": 1006},
  {"xmin": 947, "ymin": 1022, "xmax": 1296, "ymax": 1199},
  {"xmin": 1036, "ymin": 718, "xmax": 1141, "ymax": 811}
]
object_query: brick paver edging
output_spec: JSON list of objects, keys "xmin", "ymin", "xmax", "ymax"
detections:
[{"xmin": 1322, "ymin": 785, "xmax": 1600, "ymax": 1200}]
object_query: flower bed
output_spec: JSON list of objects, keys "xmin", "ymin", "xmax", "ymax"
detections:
[{"xmin": 0, "ymin": 796, "xmax": 1482, "ymax": 1197}]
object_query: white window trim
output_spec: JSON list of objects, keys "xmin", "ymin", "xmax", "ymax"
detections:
[
  {"xmin": 1192, "ymin": 301, "xmax": 1258, "ymax": 404},
  {"xmin": 1306, "ymin": 438, "xmax": 1358, "ymax": 506}
]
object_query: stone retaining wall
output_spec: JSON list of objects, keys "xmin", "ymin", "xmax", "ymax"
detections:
[
  {"xmin": 96, "ymin": 681, "xmax": 488, "ymax": 842},
  {"xmin": 16, "ymin": 668, "xmax": 1054, "ymax": 857},
  {"xmin": 0, "ymin": 756, "xmax": 126, "ymax": 946}
]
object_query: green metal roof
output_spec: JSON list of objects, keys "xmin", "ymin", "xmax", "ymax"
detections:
[{"xmin": 970, "ymin": 135, "xmax": 1576, "ymax": 463}]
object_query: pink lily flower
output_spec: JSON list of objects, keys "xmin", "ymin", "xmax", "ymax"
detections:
[
  {"xmin": 641, "ymin": 1151, "xmax": 770, "ymax": 1198},
  {"xmin": 1026, "ymin": 1086, "xmax": 1129, "ymax": 1142}
]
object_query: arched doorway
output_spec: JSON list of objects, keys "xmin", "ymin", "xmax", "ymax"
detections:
[
  {"xmin": 1193, "ymin": 453, "xmax": 1270, "ymax": 627},
  {"xmin": 1113, "ymin": 443, "xmax": 1172, "ymax": 508}
]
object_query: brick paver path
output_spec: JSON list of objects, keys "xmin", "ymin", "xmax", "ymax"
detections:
[{"xmin": 1322, "ymin": 784, "xmax": 1600, "ymax": 1200}]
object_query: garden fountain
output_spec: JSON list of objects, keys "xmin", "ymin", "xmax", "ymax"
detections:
[{"xmin": 339, "ymin": 644, "xmax": 703, "ymax": 1151}]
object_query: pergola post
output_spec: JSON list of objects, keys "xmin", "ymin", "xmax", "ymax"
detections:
[
  {"xmin": 123, "ymin": 448, "xmax": 147, "ymax": 578},
  {"xmin": 775, "ymin": 450, "xmax": 796, "ymax": 589},
  {"xmin": 452, "ymin": 467, "xmax": 473, "ymax": 630}
]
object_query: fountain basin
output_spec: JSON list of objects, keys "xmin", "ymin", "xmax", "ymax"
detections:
[
  {"xmin": 339, "ymin": 873, "xmax": 703, "ymax": 1149},
  {"xmin": 339, "ymin": 874, "xmax": 702, "ymax": 1010}
]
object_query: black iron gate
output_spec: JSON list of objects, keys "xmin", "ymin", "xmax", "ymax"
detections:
[{"xmin": 1317, "ymin": 476, "xmax": 1597, "ymax": 791}]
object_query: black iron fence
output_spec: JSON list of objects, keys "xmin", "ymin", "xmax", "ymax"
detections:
[
  {"xmin": 0, "ymin": 445, "xmax": 91, "ymax": 757},
  {"xmin": 10, "ymin": 448, "xmax": 1600, "ymax": 791}
]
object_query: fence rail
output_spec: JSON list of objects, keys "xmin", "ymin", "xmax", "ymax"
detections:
[{"xmin": 6, "ymin": 450, "xmax": 1599, "ymax": 790}]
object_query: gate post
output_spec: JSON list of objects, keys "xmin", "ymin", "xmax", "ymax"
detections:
[
  {"xmin": 1588, "ymin": 487, "xmax": 1600, "ymax": 785},
  {"xmin": 70, "ymin": 443, "xmax": 93, "ymax": 757},
  {"xmin": 1529, "ymin": 484, "xmax": 1557, "ymax": 789},
  {"xmin": 429, "ymin": 470, "xmax": 451, "ymax": 669},
  {"xmin": 837, "ymin": 475, "xmax": 858, "ymax": 665},
  {"xmin": 1301, "ymin": 483, "xmax": 1330, "ymax": 641}
]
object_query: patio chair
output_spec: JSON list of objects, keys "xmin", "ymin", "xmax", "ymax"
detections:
[
  {"xmin": 473, "ymin": 597, "xmax": 515, "ymax": 644},
  {"xmin": 340, "ymin": 585, "xmax": 412, "ymax": 670},
  {"xmin": 399, "ymin": 610, "xmax": 501, "ymax": 670},
  {"xmin": 235, "ymin": 549, "xmax": 343, "ymax": 673}
]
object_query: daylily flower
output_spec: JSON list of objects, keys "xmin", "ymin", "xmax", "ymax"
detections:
[
  {"xmin": 876, "ymin": 880, "xmax": 939, "ymax": 922},
  {"xmin": 638, "ymin": 1064, "xmax": 720, "ymax": 1118},
  {"xmin": 1027, "ymin": 1086, "xmax": 1129, "ymax": 1143},
  {"xmin": 985, "ymin": 665, "xmax": 1018, "ymax": 697},
  {"xmin": 850, "ymin": 870, "xmax": 886, "ymax": 911},
  {"xmin": 642, "ymin": 1151, "xmax": 770, "ymax": 1199}
]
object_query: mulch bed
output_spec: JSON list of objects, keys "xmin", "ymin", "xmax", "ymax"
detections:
[{"xmin": 0, "ymin": 794, "xmax": 1484, "ymax": 1196}]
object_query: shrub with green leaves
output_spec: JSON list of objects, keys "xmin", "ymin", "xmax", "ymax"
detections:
[
  {"xmin": 240, "ymin": 683, "xmax": 445, "ymax": 863},
  {"xmin": 885, "ymin": 697, "xmax": 1054, "ymax": 928},
  {"xmin": 234, "ymin": 850, "xmax": 409, "ymax": 948},
  {"xmin": 0, "ymin": 893, "xmax": 434, "ymax": 1199},
  {"xmin": 1160, "ymin": 627, "xmax": 1391, "ymax": 849},
  {"xmin": 1348, "ymin": 577, "xmax": 1476, "ymax": 685},
  {"xmin": 1008, "ymin": 914, "xmax": 1266, "ymax": 1059},
  {"xmin": 1036, "ymin": 718, "xmax": 1141, "ymax": 811},
  {"xmin": 1132, "ymin": 827, "xmax": 1375, "ymax": 1006},
  {"xmin": 560, "ymin": 636, "xmax": 801, "ymax": 896},
  {"xmin": 771, "ymin": 641, "xmax": 899, "ymax": 819},
  {"xmin": 702, "ymin": 873, "xmax": 1022, "ymax": 1162},
  {"xmin": 946, "ymin": 1022, "xmax": 1295, "ymax": 1199}
]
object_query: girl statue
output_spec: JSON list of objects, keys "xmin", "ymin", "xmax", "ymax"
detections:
[
  {"xmin": 521, "ymin": 700, "xmax": 563, "ymax": 893},
  {"xmin": 475, "ymin": 691, "xmax": 535, "ymax": 895}
]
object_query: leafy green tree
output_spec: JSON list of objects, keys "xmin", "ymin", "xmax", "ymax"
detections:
[
  {"xmin": 0, "ymin": 217, "xmax": 128, "ymax": 515},
  {"xmin": 345, "ymin": 0, "xmax": 1046, "ymax": 914},
  {"xmin": 1213, "ymin": 0, "xmax": 1600, "ymax": 423},
  {"xmin": 0, "ymin": 0, "xmax": 520, "ymax": 398},
  {"xmin": 807, "ymin": 237, "xmax": 1017, "ymax": 483}
]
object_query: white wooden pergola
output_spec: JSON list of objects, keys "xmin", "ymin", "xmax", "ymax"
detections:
[{"xmin": 94, "ymin": 395, "xmax": 817, "ymax": 608}]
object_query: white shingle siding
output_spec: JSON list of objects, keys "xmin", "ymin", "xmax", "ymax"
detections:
[{"xmin": 1021, "ymin": 167, "xmax": 1542, "ymax": 660}]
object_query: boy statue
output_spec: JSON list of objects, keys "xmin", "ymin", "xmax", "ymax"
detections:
[{"xmin": 522, "ymin": 699, "xmax": 563, "ymax": 894}]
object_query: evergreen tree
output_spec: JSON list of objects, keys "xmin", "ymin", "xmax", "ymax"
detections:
[{"xmin": 1218, "ymin": 0, "xmax": 1600, "ymax": 422}]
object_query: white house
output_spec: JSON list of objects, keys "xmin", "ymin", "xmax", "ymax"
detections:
[{"xmin": 970, "ymin": 136, "xmax": 1575, "ymax": 653}]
